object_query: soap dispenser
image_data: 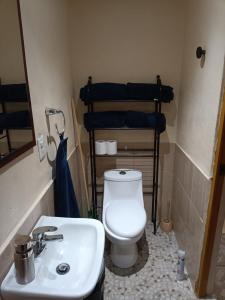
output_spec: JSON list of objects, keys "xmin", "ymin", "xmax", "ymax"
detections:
[{"xmin": 14, "ymin": 234, "xmax": 35, "ymax": 284}]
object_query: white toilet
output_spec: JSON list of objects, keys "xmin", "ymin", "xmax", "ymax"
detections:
[{"xmin": 102, "ymin": 169, "xmax": 147, "ymax": 268}]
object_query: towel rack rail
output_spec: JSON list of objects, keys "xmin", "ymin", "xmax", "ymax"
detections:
[{"xmin": 45, "ymin": 107, "xmax": 65, "ymax": 137}]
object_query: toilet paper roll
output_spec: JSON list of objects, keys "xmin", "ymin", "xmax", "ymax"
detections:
[
  {"xmin": 95, "ymin": 140, "xmax": 106, "ymax": 155},
  {"xmin": 106, "ymin": 140, "xmax": 117, "ymax": 155},
  {"xmin": 160, "ymin": 219, "xmax": 173, "ymax": 233}
]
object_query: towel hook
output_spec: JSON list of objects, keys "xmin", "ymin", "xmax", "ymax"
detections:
[
  {"xmin": 45, "ymin": 108, "xmax": 66, "ymax": 137},
  {"xmin": 196, "ymin": 46, "xmax": 206, "ymax": 59}
]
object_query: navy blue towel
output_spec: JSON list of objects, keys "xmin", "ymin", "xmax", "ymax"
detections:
[
  {"xmin": 0, "ymin": 83, "xmax": 28, "ymax": 102},
  {"xmin": 127, "ymin": 83, "xmax": 174, "ymax": 102},
  {"xmin": 80, "ymin": 83, "xmax": 127, "ymax": 102},
  {"xmin": 84, "ymin": 111, "xmax": 127, "ymax": 130},
  {"xmin": 84, "ymin": 111, "xmax": 166, "ymax": 133},
  {"xmin": 55, "ymin": 136, "xmax": 80, "ymax": 218},
  {"xmin": 80, "ymin": 82, "xmax": 174, "ymax": 103},
  {"xmin": 126, "ymin": 111, "xmax": 166, "ymax": 133},
  {"xmin": 0, "ymin": 111, "xmax": 31, "ymax": 131}
]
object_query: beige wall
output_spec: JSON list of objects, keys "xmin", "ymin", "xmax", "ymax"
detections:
[
  {"xmin": 0, "ymin": 0, "xmax": 75, "ymax": 257},
  {"xmin": 177, "ymin": 0, "xmax": 225, "ymax": 177},
  {"xmin": 69, "ymin": 0, "xmax": 185, "ymax": 144}
]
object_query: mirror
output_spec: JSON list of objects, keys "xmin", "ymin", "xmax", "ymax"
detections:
[{"xmin": 0, "ymin": 0, "xmax": 35, "ymax": 168}]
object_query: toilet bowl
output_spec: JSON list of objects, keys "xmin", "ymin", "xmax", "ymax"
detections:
[{"xmin": 102, "ymin": 169, "xmax": 147, "ymax": 268}]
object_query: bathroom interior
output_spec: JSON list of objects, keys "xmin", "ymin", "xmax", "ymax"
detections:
[{"xmin": 0, "ymin": 0, "xmax": 225, "ymax": 299}]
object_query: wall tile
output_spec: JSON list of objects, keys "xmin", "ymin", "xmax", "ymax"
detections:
[
  {"xmin": 174, "ymin": 145, "xmax": 185, "ymax": 187},
  {"xmin": 202, "ymin": 176, "xmax": 211, "ymax": 223},
  {"xmin": 47, "ymin": 184, "xmax": 55, "ymax": 216},
  {"xmin": 172, "ymin": 207, "xmax": 187, "ymax": 249},
  {"xmin": 159, "ymin": 171, "xmax": 174, "ymax": 220},
  {"xmin": 191, "ymin": 167, "xmax": 205, "ymax": 221},
  {"xmin": 172, "ymin": 144, "xmax": 211, "ymax": 287},
  {"xmin": 186, "ymin": 201, "xmax": 205, "ymax": 283},
  {"xmin": 183, "ymin": 154, "xmax": 193, "ymax": 198},
  {"xmin": 174, "ymin": 178, "xmax": 190, "ymax": 226}
]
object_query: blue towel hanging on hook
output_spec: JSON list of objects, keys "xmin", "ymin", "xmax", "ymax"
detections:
[{"xmin": 55, "ymin": 134, "xmax": 80, "ymax": 218}]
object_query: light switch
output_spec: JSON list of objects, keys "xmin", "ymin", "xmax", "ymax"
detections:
[{"xmin": 37, "ymin": 134, "xmax": 46, "ymax": 161}]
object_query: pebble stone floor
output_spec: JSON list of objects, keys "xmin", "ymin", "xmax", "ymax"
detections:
[{"xmin": 104, "ymin": 221, "xmax": 205, "ymax": 300}]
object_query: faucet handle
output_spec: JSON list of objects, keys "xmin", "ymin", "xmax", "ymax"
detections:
[
  {"xmin": 32, "ymin": 226, "xmax": 58, "ymax": 240},
  {"xmin": 32, "ymin": 226, "xmax": 59, "ymax": 257}
]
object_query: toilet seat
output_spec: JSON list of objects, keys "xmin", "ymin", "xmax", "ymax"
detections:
[{"xmin": 105, "ymin": 200, "xmax": 146, "ymax": 238}]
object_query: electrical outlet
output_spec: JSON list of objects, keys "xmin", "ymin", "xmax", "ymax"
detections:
[{"xmin": 37, "ymin": 134, "xmax": 46, "ymax": 161}]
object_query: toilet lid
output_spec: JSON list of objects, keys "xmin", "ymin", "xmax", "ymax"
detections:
[{"xmin": 105, "ymin": 200, "xmax": 146, "ymax": 238}]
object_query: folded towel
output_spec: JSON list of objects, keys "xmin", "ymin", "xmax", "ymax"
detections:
[
  {"xmin": 0, "ymin": 111, "xmax": 31, "ymax": 130},
  {"xmin": 127, "ymin": 83, "xmax": 174, "ymax": 102},
  {"xmin": 84, "ymin": 111, "xmax": 127, "ymax": 131},
  {"xmin": 84, "ymin": 111, "xmax": 166, "ymax": 133},
  {"xmin": 126, "ymin": 111, "xmax": 166, "ymax": 133},
  {"xmin": 80, "ymin": 81, "xmax": 174, "ymax": 103},
  {"xmin": 80, "ymin": 83, "xmax": 127, "ymax": 102},
  {"xmin": 0, "ymin": 83, "xmax": 28, "ymax": 102}
]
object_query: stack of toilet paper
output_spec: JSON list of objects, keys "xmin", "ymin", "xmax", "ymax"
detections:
[{"xmin": 95, "ymin": 140, "xmax": 117, "ymax": 155}]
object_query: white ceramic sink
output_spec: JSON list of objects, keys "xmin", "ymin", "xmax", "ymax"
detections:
[{"xmin": 1, "ymin": 216, "xmax": 105, "ymax": 300}]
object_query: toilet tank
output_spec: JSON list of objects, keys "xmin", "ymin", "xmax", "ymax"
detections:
[{"xmin": 103, "ymin": 169, "xmax": 143, "ymax": 204}]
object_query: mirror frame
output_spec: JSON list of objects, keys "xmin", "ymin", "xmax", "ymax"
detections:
[{"xmin": 0, "ymin": 0, "xmax": 36, "ymax": 168}]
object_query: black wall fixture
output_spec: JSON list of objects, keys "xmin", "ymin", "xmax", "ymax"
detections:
[
  {"xmin": 196, "ymin": 46, "xmax": 206, "ymax": 59},
  {"xmin": 196, "ymin": 46, "xmax": 206, "ymax": 68}
]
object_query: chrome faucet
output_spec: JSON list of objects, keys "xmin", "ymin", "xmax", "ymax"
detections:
[{"xmin": 32, "ymin": 226, "xmax": 63, "ymax": 257}]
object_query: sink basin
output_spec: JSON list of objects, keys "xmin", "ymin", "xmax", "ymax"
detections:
[{"xmin": 1, "ymin": 216, "xmax": 105, "ymax": 300}]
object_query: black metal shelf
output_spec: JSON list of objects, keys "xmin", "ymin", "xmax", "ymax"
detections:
[
  {"xmin": 84, "ymin": 99, "xmax": 159, "ymax": 103},
  {"xmin": 96, "ymin": 149, "xmax": 154, "ymax": 158},
  {"xmin": 86, "ymin": 75, "xmax": 163, "ymax": 234},
  {"xmin": 89, "ymin": 127, "xmax": 156, "ymax": 131}
]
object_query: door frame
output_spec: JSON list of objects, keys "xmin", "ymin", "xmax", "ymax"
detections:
[{"xmin": 195, "ymin": 85, "xmax": 225, "ymax": 297}]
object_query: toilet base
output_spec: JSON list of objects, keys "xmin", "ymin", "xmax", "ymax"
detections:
[{"xmin": 110, "ymin": 242, "xmax": 138, "ymax": 268}]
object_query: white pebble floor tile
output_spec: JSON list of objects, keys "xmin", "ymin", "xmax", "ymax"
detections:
[{"xmin": 104, "ymin": 221, "xmax": 214, "ymax": 300}]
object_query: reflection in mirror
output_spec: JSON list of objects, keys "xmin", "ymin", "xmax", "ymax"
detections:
[{"xmin": 0, "ymin": 0, "xmax": 35, "ymax": 167}]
